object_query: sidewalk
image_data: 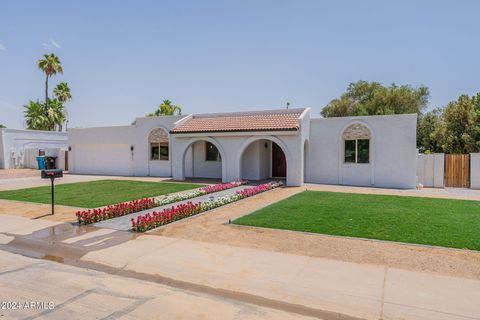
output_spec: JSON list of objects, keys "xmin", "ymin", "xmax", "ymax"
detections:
[{"xmin": 305, "ymin": 183, "xmax": 480, "ymax": 201}]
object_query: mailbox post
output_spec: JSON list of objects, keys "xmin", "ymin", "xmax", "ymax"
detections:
[{"xmin": 41, "ymin": 169, "xmax": 63, "ymax": 215}]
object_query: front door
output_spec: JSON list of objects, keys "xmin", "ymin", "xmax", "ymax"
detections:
[{"xmin": 272, "ymin": 142, "xmax": 286, "ymax": 178}]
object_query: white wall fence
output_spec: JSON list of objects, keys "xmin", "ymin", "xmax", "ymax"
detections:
[
  {"xmin": 470, "ymin": 153, "xmax": 480, "ymax": 189},
  {"xmin": 417, "ymin": 153, "xmax": 480, "ymax": 189},
  {"xmin": 417, "ymin": 153, "xmax": 444, "ymax": 188}
]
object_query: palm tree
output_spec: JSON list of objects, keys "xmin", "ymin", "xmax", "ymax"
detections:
[
  {"xmin": 47, "ymin": 98, "xmax": 66, "ymax": 131},
  {"xmin": 147, "ymin": 99, "xmax": 182, "ymax": 116},
  {"xmin": 37, "ymin": 54, "xmax": 63, "ymax": 107},
  {"xmin": 24, "ymin": 99, "xmax": 65, "ymax": 131},
  {"xmin": 53, "ymin": 82, "xmax": 72, "ymax": 103},
  {"xmin": 24, "ymin": 100, "xmax": 49, "ymax": 130}
]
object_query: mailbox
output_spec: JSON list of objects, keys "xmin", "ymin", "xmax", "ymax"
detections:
[
  {"xmin": 41, "ymin": 169, "xmax": 63, "ymax": 179},
  {"xmin": 40, "ymin": 169, "xmax": 63, "ymax": 215}
]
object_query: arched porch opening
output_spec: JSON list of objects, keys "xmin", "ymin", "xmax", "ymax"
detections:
[
  {"xmin": 239, "ymin": 137, "xmax": 288, "ymax": 182},
  {"xmin": 181, "ymin": 138, "xmax": 226, "ymax": 182}
]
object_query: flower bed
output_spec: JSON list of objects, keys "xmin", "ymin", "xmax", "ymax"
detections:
[
  {"xmin": 156, "ymin": 180, "xmax": 247, "ymax": 206},
  {"xmin": 131, "ymin": 181, "xmax": 283, "ymax": 232},
  {"xmin": 76, "ymin": 198, "xmax": 158, "ymax": 225},
  {"xmin": 131, "ymin": 202, "xmax": 202, "ymax": 232},
  {"xmin": 75, "ymin": 180, "xmax": 247, "ymax": 225}
]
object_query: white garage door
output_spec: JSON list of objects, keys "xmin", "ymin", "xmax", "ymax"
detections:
[{"xmin": 73, "ymin": 144, "xmax": 133, "ymax": 176}]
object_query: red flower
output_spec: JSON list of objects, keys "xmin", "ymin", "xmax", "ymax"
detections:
[{"xmin": 76, "ymin": 197, "xmax": 158, "ymax": 225}]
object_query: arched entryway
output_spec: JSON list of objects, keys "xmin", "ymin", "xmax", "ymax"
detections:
[
  {"xmin": 180, "ymin": 137, "xmax": 227, "ymax": 182},
  {"xmin": 238, "ymin": 137, "xmax": 288, "ymax": 181}
]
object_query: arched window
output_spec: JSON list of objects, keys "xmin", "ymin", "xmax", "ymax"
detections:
[
  {"xmin": 149, "ymin": 128, "xmax": 169, "ymax": 161},
  {"xmin": 343, "ymin": 123, "xmax": 371, "ymax": 164}
]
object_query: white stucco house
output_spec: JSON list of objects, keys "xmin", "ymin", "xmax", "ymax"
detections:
[
  {"xmin": 68, "ymin": 108, "xmax": 417, "ymax": 188},
  {"xmin": 0, "ymin": 128, "xmax": 68, "ymax": 169}
]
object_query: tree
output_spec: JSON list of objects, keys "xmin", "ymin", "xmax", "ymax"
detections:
[
  {"xmin": 24, "ymin": 99, "xmax": 66, "ymax": 131},
  {"xmin": 27, "ymin": 55, "xmax": 70, "ymax": 131},
  {"xmin": 46, "ymin": 98, "xmax": 66, "ymax": 131},
  {"xmin": 37, "ymin": 54, "xmax": 63, "ymax": 108},
  {"xmin": 53, "ymin": 82, "xmax": 72, "ymax": 103},
  {"xmin": 0, "ymin": 124, "xmax": 5, "ymax": 128},
  {"xmin": 441, "ymin": 94, "xmax": 480, "ymax": 154},
  {"xmin": 416, "ymin": 108, "xmax": 444, "ymax": 153},
  {"xmin": 147, "ymin": 99, "xmax": 182, "ymax": 116},
  {"xmin": 321, "ymin": 81, "xmax": 429, "ymax": 117},
  {"xmin": 24, "ymin": 100, "xmax": 50, "ymax": 130}
]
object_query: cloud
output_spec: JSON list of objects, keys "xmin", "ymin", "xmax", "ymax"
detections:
[
  {"xmin": 50, "ymin": 39, "xmax": 61, "ymax": 48},
  {"xmin": 0, "ymin": 43, "xmax": 6, "ymax": 51},
  {"xmin": 42, "ymin": 39, "xmax": 62, "ymax": 49}
]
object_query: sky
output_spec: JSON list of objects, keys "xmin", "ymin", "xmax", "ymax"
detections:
[{"xmin": 1, "ymin": 0, "xmax": 479, "ymax": 129}]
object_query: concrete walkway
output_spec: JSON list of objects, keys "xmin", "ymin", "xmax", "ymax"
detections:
[
  {"xmin": 93, "ymin": 185, "xmax": 248, "ymax": 230},
  {"xmin": 1, "ymin": 214, "xmax": 479, "ymax": 320}
]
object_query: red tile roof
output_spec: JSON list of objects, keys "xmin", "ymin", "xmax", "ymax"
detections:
[{"xmin": 171, "ymin": 109, "xmax": 304, "ymax": 134}]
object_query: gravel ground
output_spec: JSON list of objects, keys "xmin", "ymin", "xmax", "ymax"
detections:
[{"xmin": 0, "ymin": 168, "xmax": 39, "ymax": 179}]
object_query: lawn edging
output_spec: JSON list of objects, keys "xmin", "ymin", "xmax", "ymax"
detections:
[
  {"xmin": 131, "ymin": 181, "xmax": 284, "ymax": 232},
  {"xmin": 75, "ymin": 180, "xmax": 247, "ymax": 225},
  {"xmin": 229, "ymin": 223, "xmax": 480, "ymax": 253}
]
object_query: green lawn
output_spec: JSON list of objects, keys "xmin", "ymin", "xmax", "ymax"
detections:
[
  {"xmin": 234, "ymin": 191, "xmax": 480, "ymax": 250},
  {"xmin": 0, "ymin": 180, "xmax": 204, "ymax": 208}
]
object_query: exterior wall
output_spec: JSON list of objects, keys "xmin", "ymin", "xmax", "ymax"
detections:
[
  {"xmin": 417, "ymin": 153, "xmax": 444, "ymax": 188},
  {"xmin": 131, "ymin": 116, "xmax": 184, "ymax": 177},
  {"xmin": 67, "ymin": 109, "xmax": 416, "ymax": 189},
  {"xmin": 306, "ymin": 114, "xmax": 417, "ymax": 189},
  {"xmin": 0, "ymin": 129, "xmax": 68, "ymax": 169},
  {"xmin": 68, "ymin": 125, "xmax": 135, "ymax": 175},
  {"xmin": 470, "ymin": 153, "xmax": 480, "ymax": 189},
  {"xmin": 68, "ymin": 115, "xmax": 184, "ymax": 177}
]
